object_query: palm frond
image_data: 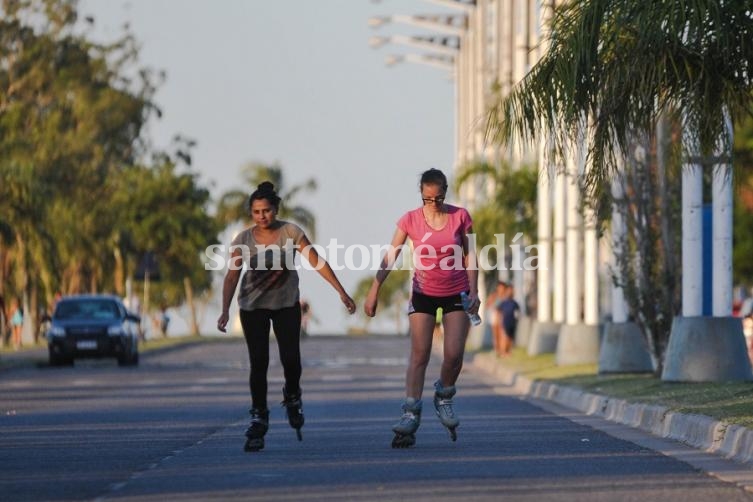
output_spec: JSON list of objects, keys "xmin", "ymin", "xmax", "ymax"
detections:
[{"xmin": 487, "ymin": 0, "xmax": 753, "ymax": 210}]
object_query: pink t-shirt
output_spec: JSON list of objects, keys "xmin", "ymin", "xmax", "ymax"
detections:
[{"xmin": 397, "ymin": 205, "xmax": 473, "ymax": 297}]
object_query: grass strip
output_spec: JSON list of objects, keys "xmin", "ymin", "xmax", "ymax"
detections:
[{"xmin": 492, "ymin": 347, "xmax": 753, "ymax": 429}]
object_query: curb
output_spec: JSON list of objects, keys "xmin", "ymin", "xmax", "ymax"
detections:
[{"xmin": 471, "ymin": 351, "xmax": 753, "ymax": 465}]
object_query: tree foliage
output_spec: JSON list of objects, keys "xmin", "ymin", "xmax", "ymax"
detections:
[
  {"xmin": 0, "ymin": 0, "xmax": 218, "ymax": 336},
  {"xmin": 486, "ymin": 0, "xmax": 753, "ymax": 372},
  {"xmin": 216, "ymin": 162, "xmax": 318, "ymax": 239},
  {"xmin": 352, "ymin": 269, "xmax": 410, "ymax": 334},
  {"xmin": 454, "ymin": 160, "xmax": 538, "ymax": 254},
  {"xmin": 612, "ymin": 128, "xmax": 683, "ymax": 374},
  {"xmin": 488, "ymin": 0, "xmax": 753, "ymax": 216},
  {"xmin": 733, "ymin": 112, "xmax": 753, "ymax": 285}
]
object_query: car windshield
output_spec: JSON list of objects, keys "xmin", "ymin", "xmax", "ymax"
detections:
[{"xmin": 55, "ymin": 300, "xmax": 121, "ymax": 320}]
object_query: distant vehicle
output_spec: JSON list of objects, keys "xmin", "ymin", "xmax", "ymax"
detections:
[{"xmin": 46, "ymin": 294, "xmax": 140, "ymax": 367}]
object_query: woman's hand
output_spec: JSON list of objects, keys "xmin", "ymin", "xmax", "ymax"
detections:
[
  {"xmin": 341, "ymin": 293, "xmax": 357, "ymax": 315},
  {"xmin": 466, "ymin": 292, "xmax": 480, "ymax": 315},
  {"xmin": 217, "ymin": 311, "xmax": 229, "ymax": 333},
  {"xmin": 364, "ymin": 286, "xmax": 379, "ymax": 317}
]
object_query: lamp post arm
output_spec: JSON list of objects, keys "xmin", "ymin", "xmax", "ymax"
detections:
[
  {"xmin": 386, "ymin": 53, "xmax": 456, "ymax": 72},
  {"xmin": 371, "ymin": 34, "xmax": 459, "ymax": 55},
  {"xmin": 420, "ymin": 0, "xmax": 476, "ymax": 13},
  {"xmin": 370, "ymin": 14, "xmax": 467, "ymax": 36}
]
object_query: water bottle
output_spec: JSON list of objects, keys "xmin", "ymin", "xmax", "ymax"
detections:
[{"xmin": 460, "ymin": 292, "xmax": 482, "ymax": 326}]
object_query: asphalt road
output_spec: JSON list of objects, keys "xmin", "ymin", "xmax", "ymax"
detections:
[{"xmin": 1, "ymin": 335, "xmax": 752, "ymax": 501}]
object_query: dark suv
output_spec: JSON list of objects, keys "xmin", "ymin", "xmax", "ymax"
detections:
[{"xmin": 47, "ymin": 295, "xmax": 140, "ymax": 366}]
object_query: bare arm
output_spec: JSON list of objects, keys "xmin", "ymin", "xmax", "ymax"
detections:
[
  {"xmin": 217, "ymin": 247, "xmax": 243, "ymax": 333},
  {"xmin": 463, "ymin": 225, "xmax": 480, "ymax": 315},
  {"xmin": 364, "ymin": 227, "xmax": 408, "ymax": 317},
  {"xmin": 298, "ymin": 235, "xmax": 356, "ymax": 314}
]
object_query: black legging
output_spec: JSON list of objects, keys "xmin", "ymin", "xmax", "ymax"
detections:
[{"xmin": 239, "ymin": 304, "xmax": 302, "ymax": 411}]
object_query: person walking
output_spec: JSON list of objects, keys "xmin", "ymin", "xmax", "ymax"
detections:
[
  {"xmin": 9, "ymin": 298, "xmax": 23, "ymax": 350},
  {"xmin": 485, "ymin": 281, "xmax": 504, "ymax": 353},
  {"xmin": 217, "ymin": 181, "xmax": 356, "ymax": 452},
  {"xmin": 496, "ymin": 282, "xmax": 521, "ymax": 356},
  {"xmin": 0, "ymin": 294, "xmax": 7, "ymax": 348},
  {"xmin": 364, "ymin": 168, "xmax": 479, "ymax": 448}
]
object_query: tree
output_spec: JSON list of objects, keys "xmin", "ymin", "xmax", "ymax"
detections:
[
  {"xmin": 733, "ymin": 111, "xmax": 753, "ymax": 285},
  {"xmin": 111, "ymin": 156, "xmax": 219, "ymax": 330},
  {"xmin": 216, "ymin": 162, "xmax": 318, "ymax": 239},
  {"xmin": 488, "ymin": 1, "xmax": 753, "ymax": 205},
  {"xmin": 454, "ymin": 160, "xmax": 537, "ymax": 283},
  {"xmin": 486, "ymin": 0, "xmax": 753, "ymax": 374},
  {"xmin": 612, "ymin": 130, "xmax": 683, "ymax": 371},
  {"xmin": 352, "ymin": 269, "xmax": 411, "ymax": 335},
  {"xmin": 0, "ymin": 0, "xmax": 218, "ymax": 339},
  {"xmin": 0, "ymin": 0, "xmax": 158, "ymax": 336}
]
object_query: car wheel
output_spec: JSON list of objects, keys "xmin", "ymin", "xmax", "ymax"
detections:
[{"xmin": 118, "ymin": 351, "xmax": 139, "ymax": 367}]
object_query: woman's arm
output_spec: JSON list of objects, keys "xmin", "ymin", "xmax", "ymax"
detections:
[
  {"xmin": 217, "ymin": 247, "xmax": 243, "ymax": 333},
  {"xmin": 298, "ymin": 235, "xmax": 356, "ymax": 314},
  {"xmin": 462, "ymin": 225, "xmax": 480, "ymax": 315},
  {"xmin": 364, "ymin": 227, "xmax": 408, "ymax": 317}
]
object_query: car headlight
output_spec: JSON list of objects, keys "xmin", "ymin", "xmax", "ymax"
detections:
[
  {"xmin": 49, "ymin": 326, "xmax": 66, "ymax": 337},
  {"xmin": 108, "ymin": 324, "xmax": 125, "ymax": 336}
]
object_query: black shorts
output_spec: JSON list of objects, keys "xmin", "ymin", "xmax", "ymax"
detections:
[{"xmin": 408, "ymin": 291, "xmax": 466, "ymax": 316}]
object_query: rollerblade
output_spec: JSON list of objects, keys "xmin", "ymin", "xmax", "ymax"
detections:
[
  {"xmin": 391, "ymin": 398, "xmax": 422, "ymax": 448},
  {"xmin": 433, "ymin": 380, "xmax": 459, "ymax": 441},
  {"xmin": 281, "ymin": 387, "xmax": 304, "ymax": 441},
  {"xmin": 244, "ymin": 408, "xmax": 269, "ymax": 452}
]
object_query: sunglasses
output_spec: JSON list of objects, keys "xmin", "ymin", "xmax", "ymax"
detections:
[{"xmin": 422, "ymin": 196, "xmax": 445, "ymax": 205}]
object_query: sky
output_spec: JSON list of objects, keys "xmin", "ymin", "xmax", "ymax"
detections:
[{"xmin": 78, "ymin": 0, "xmax": 456, "ymax": 335}]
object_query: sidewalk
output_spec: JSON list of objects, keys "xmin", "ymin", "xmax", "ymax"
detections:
[{"xmin": 471, "ymin": 350, "xmax": 753, "ymax": 467}]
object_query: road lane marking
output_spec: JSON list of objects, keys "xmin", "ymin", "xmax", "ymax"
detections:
[{"xmin": 322, "ymin": 375, "xmax": 354, "ymax": 382}]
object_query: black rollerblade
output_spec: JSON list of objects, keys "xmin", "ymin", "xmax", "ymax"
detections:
[
  {"xmin": 244, "ymin": 408, "xmax": 269, "ymax": 452},
  {"xmin": 391, "ymin": 398, "xmax": 422, "ymax": 448},
  {"xmin": 433, "ymin": 380, "xmax": 459, "ymax": 441},
  {"xmin": 281, "ymin": 387, "xmax": 304, "ymax": 441}
]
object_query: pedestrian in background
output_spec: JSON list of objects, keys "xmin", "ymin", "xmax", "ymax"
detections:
[
  {"xmin": 0, "ymin": 294, "xmax": 7, "ymax": 348},
  {"xmin": 217, "ymin": 181, "xmax": 356, "ymax": 452},
  {"xmin": 496, "ymin": 282, "xmax": 521, "ymax": 357},
  {"xmin": 364, "ymin": 168, "xmax": 479, "ymax": 448},
  {"xmin": 9, "ymin": 298, "xmax": 23, "ymax": 350},
  {"xmin": 486, "ymin": 280, "xmax": 504, "ymax": 353}
]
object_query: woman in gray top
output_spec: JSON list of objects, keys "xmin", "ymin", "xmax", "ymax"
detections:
[{"xmin": 217, "ymin": 181, "xmax": 356, "ymax": 452}]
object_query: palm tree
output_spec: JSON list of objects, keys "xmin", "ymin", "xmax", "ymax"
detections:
[
  {"xmin": 352, "ymin": 269, "xmax": 411, "ymax": 335},
  {"xmin": 216, "ymin": 162, "xmax": 318, "ymax": 239},
  {"xmin": 454, "ymin": 160, "xmax": 538, "ymax": 249},
  {"xmin": 454, "ymin": 159, "xmax": 538, "ymax": 296},
  {"xmin": 485, "ymin": 0, "xmax": 753, "ymax": 374},
  {"xmin": 487, "ymin": 0, "xmax": 753, "ymax": 209}
]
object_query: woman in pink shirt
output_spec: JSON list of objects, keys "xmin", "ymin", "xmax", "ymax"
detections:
[{"xmin": 364, "ymin": 168, "xmax": 479, "ymax": 448}]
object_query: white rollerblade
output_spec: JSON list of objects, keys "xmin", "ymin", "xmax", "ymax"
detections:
[
  {"xmin": 433, "ymin": 380, "xmax": 459, "ymax": 441},
  {"xmin": 391, "ymin": 398, "xmax": 422, "ymax": 448}
]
